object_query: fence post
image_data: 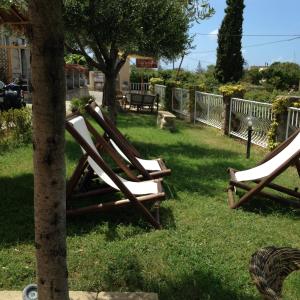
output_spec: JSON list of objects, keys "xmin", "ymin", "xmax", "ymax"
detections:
[
  {"xmin": 171, "ymin": 88, "xmax": 174, "ymax": 112},
  {"xmin": 222, "ymin": 94, "xmax": 231, "ymax": 135},
  {"xmin": 189, "ymin": 86, "xmax": 196, "ymax": 123},
  {"xmin": 228, "ymin": 98, "xmax": 233, "ymax": 135},
  {"xmin": 180, "ymin": 88, "xmax": 183, "ymax": 114},
  {"xmin": 286, "ymin": 108, "xmax": 291, "ymax": 139}
]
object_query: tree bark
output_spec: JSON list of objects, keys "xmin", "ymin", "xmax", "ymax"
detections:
[
  {"xmin": 29, "ymin": 1, "xmax": 69, "ymax": 299},
  {"xmin": 103, "ymin": 73, "xmax": 117, "ymax": 124}
]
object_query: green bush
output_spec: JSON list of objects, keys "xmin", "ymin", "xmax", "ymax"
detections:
[
  {"xmin": 0, "ymin": 107, "xmax": 32, "ymax": 151},
  {"xmin": 130, "ymin": 66, "xmax": 159, "ymax": 83},
  {"xmin": 219, "ymin": 83, "xmax": 246, "ymax": 97},
  {"xmin": 244, "ymin": 89, "xmax": 280, "ymax": 103},
  {"xmin": 262, "ymin": 62, "xmax": 300, "ymax": 90},
  {"xmin": 267, "ymin": 96, "xmax": 295, "ymax": 149},
  {"xmin": 149, "ymin": 77, "xmax": 164, "ymax": 93},
  {"xmin": 71, "ymin": 95, "xmax": 95, "ymax": 113},
  {"xmin": 243, "ymin": 67, "xmax": 263, "ymax": 85},
  {"xmin": 165, "ymin": 79, "xmax": 180, "ymax": 111},
  {"xmin": 197, "ymin": 65, "xmax": 220, "ymax": 93}
]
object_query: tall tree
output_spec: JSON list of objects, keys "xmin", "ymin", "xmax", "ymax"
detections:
[
  {"xmin": 28, "ymin": 1, "xmax": 69, "ymax": 299},
  {"xmin": 196, "ymin": 60, "xmax": 203, "ymax": 73},
  {"xmin": 215, "ymin": 0, "xmax": 245, "ymax": 83}
]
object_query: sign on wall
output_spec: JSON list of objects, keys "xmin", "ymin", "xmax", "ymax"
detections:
[{"xmin": 136, "ymin": 58, "xmax": 158, "ymax": 69}]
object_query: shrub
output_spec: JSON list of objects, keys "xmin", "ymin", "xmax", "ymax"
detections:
[
  {"xmin": 219, "ymin": 83, "xmax": 246, "ymax": 97},
  {"xmin": 262, "ymin": 62, "xmax": 300, "ymax": 90},
  {"xmin": 0, "ymin": 107, "xmax": 32, "ymax": 151},
  {"xmin": 243, "ymin": 67, "xmax": 263, "ymax": 85},
  {"xmin": 197, "ymin": 65, "xmax": 220, "ymax": 93},
  {"xmin": 165, "ymin": 79, "xmax": 180, "ymax": 111},
  {"xmin": 267, "ymin": 96, "xmax": 295, "ymax": 150},
  {"xmin": 149, "ymin": 77, "xmax": 164, "ymax": 93},
  {"xmin": 71, "ymin": 95, "xmax": 95, "ymax": 113},
  {"xmin": 244, "ymin": 89, "xmax": 280, "ymax": 103}
]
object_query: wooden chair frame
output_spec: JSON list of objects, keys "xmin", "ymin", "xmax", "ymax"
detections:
[
  {"xmin": 66, "ymin": 114, "xmax": 164, "ymax": 229},
  {"xmin": 85, "ymin": 101, "xmax": 171, "ymax": 180},
  {"xmin": 227, "ymin": 130, "xmax": 300, "ymax": 209}
]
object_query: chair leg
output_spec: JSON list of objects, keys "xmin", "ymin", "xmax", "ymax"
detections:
[{"xmin": 227, "ymin": 185, "xmax": 236, "ymax": 208}]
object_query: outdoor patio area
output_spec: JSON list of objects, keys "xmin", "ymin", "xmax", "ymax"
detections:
[{"xmin": 0, "ymin": 113, "xmax": 299, "ymax": 299}]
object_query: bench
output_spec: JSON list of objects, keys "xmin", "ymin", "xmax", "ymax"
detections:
[
  {"xmin": 157, "ymin": 111, "xmax": 176, "ymax": 130},
  {"xmin": 129, "ymin": 93, "xmax": 158, "ymax": 112}
]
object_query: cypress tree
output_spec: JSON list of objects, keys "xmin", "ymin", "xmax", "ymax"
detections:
[{"xmin": 215, "ymin": 0, "xmax": 245, "ymax": 83}]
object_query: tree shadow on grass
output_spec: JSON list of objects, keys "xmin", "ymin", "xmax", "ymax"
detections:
[
  {"xmin": 65, "ymin": 135, "xmax": 299, "ymax": 217},
  {"xmin": 0, "ymin": 173, "xmax": 35, "ymax": 247},
  {"xmin": 239, "ymin": 195, "xmax": 300, "ymax": 218},
  {"xmin": 67, "ymin": 203, "xmax": 176, "ymax": 243},
  {"xmin": 0, "ymin": 172, "xmax": 176, "ymax": 247},
  {"xmin": 91, "ymin": 252, "xmax": 258, "ymax": 300}
]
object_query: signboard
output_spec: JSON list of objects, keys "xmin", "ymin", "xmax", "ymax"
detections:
[{"xmin": 136, "ymin": 58, "xmax": 158, "ymax": 69}]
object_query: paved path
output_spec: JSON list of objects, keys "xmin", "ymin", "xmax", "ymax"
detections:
[
  {"xmin": 0, "ymin": 291, "xmax": 158, "ymax": 300},
  {"xmin": 27, "ymin": 91, "xmax": 103, "ymax": 114}
]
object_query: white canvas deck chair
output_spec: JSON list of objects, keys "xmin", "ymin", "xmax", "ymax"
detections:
[
  {"xmin": 85, "ymin": 101, "xmax": 171, "ymax": 180},
  {"xmin": 227, "ymin": 129, "xmax": 300, "ymax": 209},
  {"xmin": 66, "ymin": 114, "xmax": 165, "ymax": 229}
]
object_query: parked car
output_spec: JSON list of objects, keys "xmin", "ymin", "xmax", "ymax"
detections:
[{"xmin": 0, "ymin": 81, "xmax": 26, "ymax": 111}]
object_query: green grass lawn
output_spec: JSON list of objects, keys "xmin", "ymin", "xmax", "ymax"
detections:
[{"xmin": 0, "ymin": 112, "xmax": 299, "ymax": 299}]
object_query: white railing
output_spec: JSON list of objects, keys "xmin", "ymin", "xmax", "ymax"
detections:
[
  {"xmin": 130, "ymin": 82, "xmax": 150, "ymax": 93},
  {"xmin": 286, "ymin": 106, "xmax": 300, "ymax": 138},
  {"xmin": 230, "ymin": 98, "xmax": 272, "ymax": 148},
  {"xmin": 194, "ymin": 92, "xmax": 223, "ymax": 129},
  {"xmin": 154, "ymin": 84, "xmax": 166, "ymax": 108},
  {"xmin": 172, "ymin": 88, "xmax": 189, "ymax": 116}
]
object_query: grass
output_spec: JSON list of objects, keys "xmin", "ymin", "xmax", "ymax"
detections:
[{"xmin": 0, "ymin": 112, "xmax": 299, "ymax": 299}]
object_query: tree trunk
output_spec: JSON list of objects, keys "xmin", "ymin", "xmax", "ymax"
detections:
[
  {"xmin": 104, "ymin": 73, "xmax": 117, "ymax": 124},
  {"xmin": 29, "ymin": 1, "xmax": 69, "ymax": 299}
]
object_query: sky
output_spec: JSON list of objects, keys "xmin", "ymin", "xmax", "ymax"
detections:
[{"xmin": 162, "ymin": 0, "xmax": 300, "ymax": 71}]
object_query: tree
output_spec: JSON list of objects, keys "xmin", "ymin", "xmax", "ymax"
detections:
[
  {"xmin": 64, "ymin": 0, "xmax": 212, "ymax": 123},
  {"xmin": 262, "ymin": 62, "xmax": 300, "ymax": 90},
  {"xmin": 244, "ymin": 67, "xmax": 263, "ymax": 85},
  {"xmin": 28, "ymin": 1, "xmax": 69, "ymax": 299},
  {"xmin": 196, "ymin": 60, "xmax": 203, "ymax": 73},
  {"xmin": 215, "ymin": 0, "xmax": 245, "ymax": 83}
]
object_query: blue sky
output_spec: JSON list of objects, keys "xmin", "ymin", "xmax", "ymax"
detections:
[{"xmin": 162, "ymin": 0, "xmax": 300, "ymax": 71}]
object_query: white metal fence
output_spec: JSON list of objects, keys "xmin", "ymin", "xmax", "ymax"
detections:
[
  {"xmin": 229, "ymin": 98, "xmax": 273, "ymax": 148},
  {"xmin": 154, "ymin": 84, "xmax": 166, "ymax": 108},
  {"xmin": 194, "ymin": 92, "xmax": 223, "ymax": 129},
  {"xmin": 130, "ymin": 83, "xmax": 150, "ymax": 93},
  {"xmin": 286, "ymin": 106, "xmax": 300, "ymax": 138},
  {"xmin": 172, "ymin": 88, "xmax": 190, "ymax": 116},
  {"xmin": 171, "ymin": 90, "xmax": 299, "ymax": 148}
]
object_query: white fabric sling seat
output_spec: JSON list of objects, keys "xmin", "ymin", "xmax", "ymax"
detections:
[
  {"xmin": 227, "ymin": 130, "xmax": 300, "ymax": 209},
  {"xmin": 235, "ymin": 131, "xmax": 300, "ymax": 182},
  {"xmin": 69, "ymin": 116, "xmax": 160, "ymax": 195},
  {"xmin": 94, "ymin": 106, "xmax": 163, "ymax": 172}
]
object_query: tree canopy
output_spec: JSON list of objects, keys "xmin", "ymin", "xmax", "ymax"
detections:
[
  {"xmin": 262, "ymin": 62, "xmax": 300, "ymax": 90},
  {"xmin": 64, "ymin": 0, "xmax": 191, "ymax": 70},
  {"xmin": 63, "ymin": 0, "xmax": 193, "ymax": 121}
]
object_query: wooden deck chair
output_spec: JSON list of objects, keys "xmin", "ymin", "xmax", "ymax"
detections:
[
  {"xmin": 227, "ymin": 129, "xmax": 300, "ymax": 209},
  {"xmin": 66, "ymin": 114, "xmax": 165, "ymax": 229},
  {"xmin": 85, "ymin": 101, "xmax": 171, "ymax": 180}
]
